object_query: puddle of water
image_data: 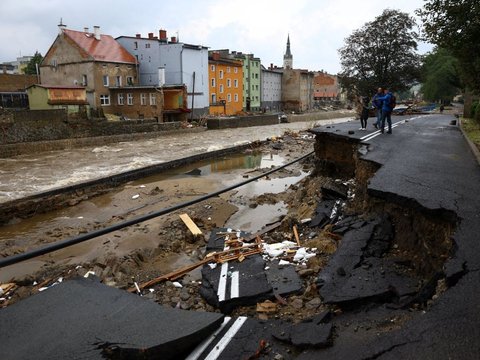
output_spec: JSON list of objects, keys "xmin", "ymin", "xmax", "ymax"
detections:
[{"xmin": 225, "ymin": 201, "xmax": 287, "ymax": 234}]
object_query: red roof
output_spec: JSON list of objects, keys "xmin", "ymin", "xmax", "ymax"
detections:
[{"xmin": 63, "ymin": 29, "xmax": 136, "ymax": 64}]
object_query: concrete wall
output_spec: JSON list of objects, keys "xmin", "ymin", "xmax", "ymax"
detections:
[{"xmin": 0, "ymin": 113, "xmax": 195, "ymax": 157}]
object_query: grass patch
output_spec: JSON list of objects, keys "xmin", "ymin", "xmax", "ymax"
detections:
[{"xmin": 461, "ymin": 117, "xmax": 480, "ymax": 151}]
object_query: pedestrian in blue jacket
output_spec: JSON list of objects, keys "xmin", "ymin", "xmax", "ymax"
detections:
[
  {"xmin": 377, "ymin": 88, "xmax": 394, "ymax": 134},
  {"xmin": 371, "ymin": 87, "xmax": 383, "ymax": 129}
]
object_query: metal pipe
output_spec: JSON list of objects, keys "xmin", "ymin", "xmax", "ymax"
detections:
[{"xmin": 0, "ymin": 151, "xmax": 314, "ymax": 268}]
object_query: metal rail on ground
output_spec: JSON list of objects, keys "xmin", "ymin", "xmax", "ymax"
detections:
[{"xmin": 0, "ymin": 151, "xmax": 314, "ymax": 268}]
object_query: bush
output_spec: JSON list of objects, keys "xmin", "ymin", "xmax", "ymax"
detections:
[
  {"xmin": 471, "ymin": 101, "xmax": 479, "ymax": 118},
  {"xmin": 475, "ymin": 104, "xmax": 480, "ymax": 122}
]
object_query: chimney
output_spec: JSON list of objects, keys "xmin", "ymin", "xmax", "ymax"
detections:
[
  {"xmin": 148, "ymin": 32, "xmax": 154, "ymax": 39},
  {"xmin": 159, "ymin": 29, "xmax": 167, "ymax": 42},
  {"xmin": 84, "ymin": 27, "xmax": 89, "ymax": 33},
  {"xmin": 170, "ymin": 36, "xmax": 176, "ymax": 43},
  {"xmin": 135, "ymin": 34, "xmax": 141, "ymax": 38},
  {"xmin": 270, "ymin": 63, "xmax": 273, "ymax": 70},
  {"xmin": 93, "ymin": 26, "xmax": 100, "ymax": 40},
  {"xmin": 212, "ymin": 52, "xmax": 220, "ymax": 61}
]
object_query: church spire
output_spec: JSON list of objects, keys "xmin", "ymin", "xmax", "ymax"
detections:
[{"xmin": 283, "ymin": 34, "xmax": 293, "ymax": 69}]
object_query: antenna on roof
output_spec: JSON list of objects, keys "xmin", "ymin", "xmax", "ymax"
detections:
[
  {"xmin": 58, "ymin": 18, "xmax": 67, "ymax": 34},
  {"xmin": 59, "ymin": 18, "xmax": 66, "ymax": 27}
]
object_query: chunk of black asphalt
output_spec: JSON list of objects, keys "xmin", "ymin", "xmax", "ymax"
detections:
[
  {"xmin": 273, "ymin": 322, "xmax": 333, "ymax": 349},
  {"xmin": 265, "ymin": 259, "xmax": 303, "ymax": 297},
  {"xmin": 317, "ymin": 220, "xmax": 419, "ymax": 306},
  {"xmin": 309, "ymin": 200, "xmax": 336, "ymax": 228},
  {"xmin": 0, "ymin": 277, "xmax": 224, "ymax": 360},
  {"xmin": 200, "ymin": 255, "xmax": 273, "ymax": 313}
]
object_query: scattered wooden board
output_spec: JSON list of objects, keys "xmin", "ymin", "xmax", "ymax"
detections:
[{"xmin": 179, "ymin": 213, "xmax": 203, "ymax": 236}]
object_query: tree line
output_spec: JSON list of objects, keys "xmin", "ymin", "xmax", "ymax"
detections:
[{"xmin": 338, "ymin": 1, "xmax": 479, "ymax": 112}]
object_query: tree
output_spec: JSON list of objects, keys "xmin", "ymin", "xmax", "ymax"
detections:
[
  {"xmin": 338, "ymin": 9, "xmax": 421, "ymax": 97},
  {"xmin": 417, "ymin": 0, "xmax": 480, "ymax": 93},
  {"xmin": 24, "ymin": 51, "xmax": 43, "ymax": 75},
  {"xmin": 421, "ymin": 48, "xmax": 462, "ymax": 103}
]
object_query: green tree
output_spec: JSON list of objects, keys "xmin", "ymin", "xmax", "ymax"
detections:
[
  {"xmin": 421, "ymin": 47, "xmax": 461, "ymax": 103},
  {"xmin": 338, "ymin": 9, "xmax": 421, "ymax": 97},
  {"xmin": 417, "ymin": 0, "xmax": 480, "ymax": 93},
  {"xmin": 24, "ymin": 51, "xmax": 43, "ymax": 75}
]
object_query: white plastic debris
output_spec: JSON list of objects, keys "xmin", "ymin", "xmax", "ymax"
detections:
[
  {"xmin": 278, "ymin": 260, "xmax": 292, "ymax": 266},
  {"xmin": 300, "ymin": 218, "xmax": 312, "ymax": 224},
  {"xmin": 208, "ymin": 263, "xmax": 217, "ymax": 269},
  {"xmin": 84, "ymin": 270, "xmax": 95, "ymax": 278},
  {"xmin": 149, "ymin": 288, "xmax": 155, "ymax": 293},
  {"xmin": 132, "ymin": 194, "xmax": 140, "ymax": 199},
  {"xmin": 139, "ymin": 185, "xmax": 146, "ymax": 188},
  {"xmin": 293, "ymin": 247, "xmax": 316, "ymax": 262},
  {"xmin": 263, "ymin": 241, "xmax": 297, "ymax": 258},
  {"xmin": 172, "ymin": 281, "xmax": 183, "ymax": 288},
  {"xmin": 134, "ymin": 282, "xmax": 141, "ymax": 294}
]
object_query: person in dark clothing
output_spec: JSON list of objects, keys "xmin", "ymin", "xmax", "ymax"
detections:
[
  {"xmin": 360, "ymin": 96, "xmax": 370, "ymax": 130},
  {"xmin": 371, "ymin": 87, "xmax": 383, "ymax": 129},
  {"xmin": 377, "ymin": 88, "xmax": 394, "ymax": 134}
]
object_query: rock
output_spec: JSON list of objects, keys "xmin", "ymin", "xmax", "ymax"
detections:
[
  {"xmin": 305, "ymin": 297, "xmax": 322, "ymax": 309},
  {"xmin": 291, "ymin": 298, "xmax": 304, "ymax": 309},
  {"xmin": 298, "ymin": 269, "xmax": 315, "ymax": 277}
]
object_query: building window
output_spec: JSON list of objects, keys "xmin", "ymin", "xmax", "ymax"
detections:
[
  {"xmin": 146, "ymin": 43, "xmax": 150, "ymax": 48},
  {"xmin": 82, "ymin": 74, "xmax": 87, "ymax": 86},
  {"xmin": 103, "ymin": 75, "xmax": 109, "ymax": 87},
  {"xmin": 219, "ymin": 70, "xmax": 224, "ymax": 79},
  {"xmin": 211, "ymin": 78, "xmax": 215, "ymax": 87},
  {"xmin": 100, "ymin": 94, "xmax": 110, "ymax": 106},
  {"xmin": 115, "ymin": 76, "xmax": 122, "ymax": 87},
  {"xmin": 126, "ymin": 76, "xmax": 134, "ymax": 86},
  {"xmin": 234, "ymin": 67, "xmax": 238, "ymax": 73},
  {"xmin": 140, "ymin": 93, "xmax": 146, "ymax": 105},
  {"xmin": 211, "ymin": 93, "xmax": 216, "ymax": 103},
  {"xmin": 227, "ymin": 93, "xmax": 231, "ymax": 102},
  {"xmin": 219, "ymin": 84, "xmax": 224, "ymax": 93},
  {"xmin": 127, "ymin": 93, "xmax": 133, "ymax": 105},
  {"xmin": 234, "ymin": 79, "xmax": 238, "ymax": 88},
  {"xmin": 134, "ymin": 41, "xmax": 138, "ymax": 50},
  {"xmin": 211, "ymin": 65, "xmax": 215, "ymax": 72},
  {"xmin": 234, "ymin": 94, "xmax": 238, "ymax": 102},
  {"xmin": 227, "ymin": 79, "xmax": 231, "ymax": 88},
  {"xmin": 117, "ymin": 93, "xmax": 124, "ymax": 105},
  {"xmin": 256, "ymin": 85, "xmax": 259, "ymax": 90},
  {"xmin": 227, "ymin": 67, "xmax": 231, "ymax": 73},
  {"xmin": 150, "ymin": 93, "xmax": 156, "ymax": 105}
]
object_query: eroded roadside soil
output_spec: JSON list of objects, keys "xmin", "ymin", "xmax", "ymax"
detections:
[{"xmin": 0, "ymin": 128, "xmax": 456, "ymax": 333}]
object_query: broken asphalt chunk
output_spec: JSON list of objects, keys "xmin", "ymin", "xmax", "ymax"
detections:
[{"xmin": 0, "ymin": 277, "xmax": 224, "ymax": 360}]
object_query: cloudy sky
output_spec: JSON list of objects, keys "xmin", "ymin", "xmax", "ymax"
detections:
[{"xmin": 1, "ymin": 0, "xmax": 431, "ymax": 74}]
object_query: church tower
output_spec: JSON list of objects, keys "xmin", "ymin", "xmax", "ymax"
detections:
[{"xmin": 283, "ymin": 34, "xmax": 293, "ymax": 69}]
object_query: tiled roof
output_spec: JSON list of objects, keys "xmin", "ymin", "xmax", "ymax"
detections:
[{"xmin": 63, "ymin": 29, "xmax": 136, "ymax": 64}]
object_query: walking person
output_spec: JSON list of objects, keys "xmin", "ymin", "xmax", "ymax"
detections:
[
  {"xmin": 371, "ymin": 87, "xmax": 383, "ymax": 129},
  {"xmin": 360, "ymin": 96, "xmax": 370, "ymax": 130},
  {"xmin": 377, "ymin": 88, "xmax": 395, "ymax": 134}
]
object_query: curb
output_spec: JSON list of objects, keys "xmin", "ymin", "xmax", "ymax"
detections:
[{"xmin": 458, "ymin": 117, "xmax": 480, "ymax": 166}]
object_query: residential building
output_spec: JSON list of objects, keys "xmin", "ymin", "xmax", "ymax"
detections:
[
  {"xmin": 282, "ymin": 69, "xmax": 314, "ymax": 113},
  {"xmin": 26, "ymin": 84, "xmax": 89, "ymax": 116},
  {"xmin": 116, "ymin": 30, "xmax": 209, "ymax": 118},
  {"xmin": 261, "ymin": 65, "xmax": 282, "ymax": 112},
  {"xmin": 215, "ymin": 50, "xmax": 261, "ymax": 112},
  {"xmin": 313, "ymin": 72, "xmax": 340, "ymax": 103},
  {"xmin": 1, "ymin": 55, "xmax": 34, "ymax": 75},
  {"xmin": 40, "ymin": 24, "xmax": 138, "ymax": 114},
  {"xmin": 0, "ymin": 73, "xmax": 37, "ymax": 108},
  {"xmin": 208, "ymin": 51, "xmax": 243, "ymax": 115}
]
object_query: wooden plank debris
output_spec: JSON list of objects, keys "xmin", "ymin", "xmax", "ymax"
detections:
[
  {"xmin": 293, "ymin": 225, "xmax": 301, "ymax": 246},
  {"xmin": 130, "ymin": 237, "xmax": 264, "ymax": 293},
  {"xmin": 179, "ymin": 213, "xmax": 203, "ymax": 237}
]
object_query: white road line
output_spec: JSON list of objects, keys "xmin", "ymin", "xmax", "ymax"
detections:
[
  {"xmin": 185, "ymin": 317, "xmax": 232, "ymax": 360},
  {"xmin": 230, "ymin": 271, "xmax": 239, "ymax": 299},
  {"xmin": 361, "ymin": 119, "xmax": 407, "ymax": 142},
  {"xmin": 217, "ymin": 262, "xmax": 229, "ymax": 302},
  {"xmin": 203, "ymin": 317, "xmax": 248, "ymax": 360}
]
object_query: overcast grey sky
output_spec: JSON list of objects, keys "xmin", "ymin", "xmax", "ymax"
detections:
[{"xmin": 0, "ymin": 0, "xmax": 431, "ymax": 74}]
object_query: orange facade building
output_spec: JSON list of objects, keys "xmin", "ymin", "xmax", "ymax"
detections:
[{"xmin": 208, "ymin": 52, "xmax": 243, "ymax": 116}]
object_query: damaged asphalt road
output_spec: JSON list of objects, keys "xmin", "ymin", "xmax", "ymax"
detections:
[{"xmin": 1, "ymin": 114, "xmax": 480, "ymax": 359}]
